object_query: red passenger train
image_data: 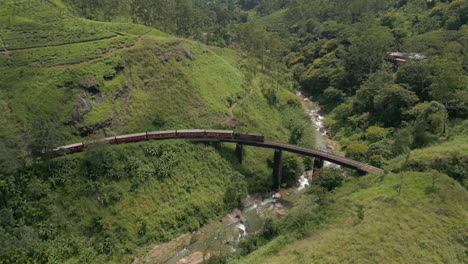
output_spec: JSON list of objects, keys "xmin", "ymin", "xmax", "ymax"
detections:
[{"xmin": 47, "ymin": 130, "xmax": 264, "ymax": 156}]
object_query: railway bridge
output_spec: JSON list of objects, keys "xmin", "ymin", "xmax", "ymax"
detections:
[
  {"xmin": 51, "ymin": 130, "xmax": 385, "ymax": 190},
  {"xmin": 195, "ymin": 138, "xmax": 385, "ymax": 189}
]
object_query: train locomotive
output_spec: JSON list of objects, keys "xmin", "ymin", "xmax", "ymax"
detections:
[{"xmin": 47, "ymin": 130, "xmax": 264, "ymax": 156}]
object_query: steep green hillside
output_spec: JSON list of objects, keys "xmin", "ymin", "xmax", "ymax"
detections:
[
  {"xmin": 0, "ymin": 1, "xmax": 315, "ymax": 263},
  {"xmin": 222, "ymin": 1, "xmax": 468, "ymax": 263},
  {"xmin": 232, "ymin": 169, "xmax": 467, "ymax": 264}
]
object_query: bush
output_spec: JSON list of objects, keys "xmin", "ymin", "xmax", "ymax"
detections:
[
  {"xmin": 315, "ymin": 168, "xmax": 344, "ymax": 191},
  {"xmin": 281, "ymin": 155, "xmax": 304, "ymax": 187},
  {"xmin": 365, "ymin": 126, "xmax": 388, "ymax": 143},
  {"xmin": 346, "ymin": 143, "xmax": 369, "ymax": 161}
]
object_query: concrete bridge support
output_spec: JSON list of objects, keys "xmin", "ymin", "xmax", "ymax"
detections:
[
  {"xmin": 212, "ymin": 141, "xmax": 221, "ymax": 150},
  {"xmin": 272, "ymin": 149, "xmax": 283, "ymax": 190},
  {"xmin": 235, "ymin": 143, "xmax": 244, "ymax": 164},
  {"xmin": 314, "ymin": 158, "xmax": 324, "ymax": 169}
]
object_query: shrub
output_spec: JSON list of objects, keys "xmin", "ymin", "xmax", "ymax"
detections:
[
  {"xmin": 346, "ymin": 143, "xmax": 369, "ymax": 161},
  {"xmin": 315, "ymin": 168, "xmax": 344, "ymax": 191},
  {"xmin": 365, "ymin": 126, "xmax": 388, "ymax": 143}
]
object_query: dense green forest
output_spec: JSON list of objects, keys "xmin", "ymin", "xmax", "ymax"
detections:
[{"xmin": 0, "ymin": 0, "xmax": 466, "ymax": 263}]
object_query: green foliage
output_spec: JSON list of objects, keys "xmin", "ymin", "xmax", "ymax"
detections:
[
  {"xmin": 365, "ymin": 126, "xmax": 387, "ymax": 143},
  {"xmin": 234, "ymin": 170, "xmax": 468, "ymax": 264},
  {"xmin": 345, "ymin": 143, "xmax": 369, "ymax": 161},
  {"xmin": 374, "ymin": 84, "xmax": 419, "ymax": 126},
  {"xmin": 223, "ymin": 172, "xmax": 248, "ymax": 209},
  {"xmin": 387, "ymin": 134, "xmax": 468, "ymax": 188},
  {"xmin": 346, "ymin": 19, "xmax": 395, "ymax": 85},
  {"xmin": 314, "ymin": 168, "xmax": 344, "ymax": 191},
  {"xmin": 318, "ymin": 87, "xmax": 345, "ymax": 112},
  {"xmin": 280, "ymin": 155, "xmax": 304, "ymax": 187},
  {"xmin": 29, "ymin": 117, "xmax": 67, "ymax": 158},
  {"xmin": 0, "ymin": 0, "xmax": 466, "ymax": 263}
]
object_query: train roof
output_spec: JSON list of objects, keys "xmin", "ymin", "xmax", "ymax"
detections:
[
  {"xmin": 102, "ymin": 136, "xmax": 116, "ymax": 141},
  {"xmin": 177, "ymin": 129, "xmax": 205, "ymax": 133},
  {"xmin": 205, "ymin": 129, "xmax": 233, "ymax": 133},
  {"xmin": 61, "ymin": 142, "xmax": 84, "ymax": 148},
  {"xmin": 235, "ymin": 132, "xmax": 264, "ymax": 136},
  {"xmin": 147, "ymin": 130, "xmax": 177, "ymax": 134},
  {"xmin": 116, "ymin": 132, "xmax": 147, "ymax": 139}
]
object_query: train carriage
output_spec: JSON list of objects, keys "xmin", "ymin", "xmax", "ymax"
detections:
[
  {"xmin": 147, "ymin": 130, "xmax": 177, "ymax": 139},
  {"xmin": 64, "ymin": 142, "xmax": 84, "ymax": 152},
  {"xmin": 115, "ymin": 132, "xmax": 147, "ymax": 143},
  {"xmin": 176, "ymin": 129, "xmax": 206, "ymax": 138},
  {"xmin": 233, "ymin": 132, "xmax": 264, "ymax": 142},
  {"xmin": 102, "ymin": 136, "xmax": 117, "ymax": 144},
  {"xmin": 205, "ymin": 130, "xmax": 233, "ymax": 138}
]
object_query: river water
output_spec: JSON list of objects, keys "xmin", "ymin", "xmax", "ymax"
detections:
[
  {"xmin": 149, "ymin": 92, "xmax": 333, "ymax": 264},
  {"xmin": 297, "ymin": 91, "xmax": 338, "ymax": 168}
]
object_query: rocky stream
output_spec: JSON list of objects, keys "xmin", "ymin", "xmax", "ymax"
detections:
[{"xmin": 134, "ymin": 91, "xmax": 336, "ymax": 264}]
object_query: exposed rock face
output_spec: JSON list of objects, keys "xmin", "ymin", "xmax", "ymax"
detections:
[
  {"xmin": 103, "ymin": 71, "xmax": 116, "ymax": 81},
  {"xmin": 157, "ymin": 44, "xmax": 194, "ymax": 63},
  {"xmin": 222, "ymin": 208, "xmax": 246, "ymax": 224},
  {"xmin": 176, "ymin": 251, "xmax": 210, "ymax": 264},
  {"xmin": 76, "ymin": 118, "xmax": 113, "ymax": 137},
  {"xmin": 91, "ymin": 93, "xmax": 104, "ymax": 104},
  {"xmin": 81, "ymin": 75, "xmax": 100, "ymax": 94},
  {"xmin": 71, "ymin": 93, "xmax": 92, "ymax": 123},
  {"xmin": 182, "ymin": 46, "xmax": 194, "ymax": 60},
  {"xmin": 113, "ymin": 84, "xmax": 128, "ymax": 101},
  {"xmin": 161, "ymin": 51, "xmax": 172, "ymax": 62}
]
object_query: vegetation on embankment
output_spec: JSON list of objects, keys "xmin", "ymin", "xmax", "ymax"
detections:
[
  {"xmin": 1, "ymin": 0, "xmax": 466, "ymax": 263},
  {"xmin": 231, "ymin": 169, "xmax": 467, "ymax": 264},
  {"xmin": 222, "ymin": 0, "xmax": 467, "ymax": 263},
  {"xmin": 0, "ymin": 1, "xmax": 316, "ymax": 263}
]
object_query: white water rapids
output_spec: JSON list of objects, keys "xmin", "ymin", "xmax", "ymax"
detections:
[{"xmin": 162, "ymin": 92, "xmax": 336, "ymax": 264}]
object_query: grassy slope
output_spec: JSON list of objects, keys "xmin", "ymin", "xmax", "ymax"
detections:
[
  {"xmin": 232, "ymin": 131, "xmax": 468, "ymax": 263},
  {"xmin": 229, "ymin": 8, "xmax": 468, "ymax": 263},
  {"xmin": 0, "ymin": 0, "xmax": 313, "ymax": 162},
  {"xmin": 0, "ymin": 1, "xmax": 315, "ymax": 263},
  {"xmin": 233, "ymin": 169, "xmax": 467, "ymax": 264}
]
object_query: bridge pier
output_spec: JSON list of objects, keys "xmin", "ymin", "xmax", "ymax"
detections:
[
  {"xmin": 212, "ymin": 141, "xmax": 221, "ymax": 150},
  {"xmin": 357, "ymin": 169, "xmax": 367, "ymax": 176},
  {"xmin": 235, "ymin": 143, "xmax": 244, "ymax": 164},
  {"xmin": 314, "ymin": 158, "xmax": 324, "ymax": 169},
  {"xmin": 272, "ymin": 149, "xmax": 283, "ymax": 190}
]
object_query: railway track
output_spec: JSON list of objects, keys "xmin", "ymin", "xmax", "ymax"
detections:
[
  {"xmin": 210, "ymin": 139, "xmax": 385, "ymax": 175},
  {"xmin": 48, "ymin": 130, "xmax": 385, "ymax": 175}
]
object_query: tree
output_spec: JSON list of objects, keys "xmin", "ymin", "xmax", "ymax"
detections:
[
  {"xmin": 28, "ymin": 117, "xmax": 66, "ymax": 158},
  {"xmin": 395, "ymin": 61, "xmax": 433, "ymax": 101},
  {"xmin": 429, "ymin": 59, "xmax": 466, "ymax": 108},
  {"xmin": 346, "ymin": 143, "xmax": 369, "ymax": 161},
  {"xmin": 346, "ymin": 18, "xmax": 395, "ymax": 86},
  {"xmin": 408, "ymin": 101, "xmax": 448, "ymax": 135},
  {"xmin": 353, "ymin": 71, "xmax": 394, "ymax": 114},
  {"xmin": 280, "ymin": 155, "xmax": 304, "ymax": 187},
  {"xmin": 223, "ymin": 172, "xmax": 247, "ymax": 209},
  {"xmin": 373, "ymin": 84, "xmax": 419, "ymax": 127},
  {"xmin": 315, "ymin": 168, "xmax": 344, "ymax": 191},
  {"xmin": 391, "ymin": 126, "xmax": 414, "ymax": 155},
  {"xmin": 365, "ymin": 126, "xmax": 388, "ymax": 143},
  {"xmin": 0, "ymin": 141, "xmax": 21, "ymax": 207},
  {"xmin": 319, "ymin": 87, "xmax": 346, "ymax": 112}
]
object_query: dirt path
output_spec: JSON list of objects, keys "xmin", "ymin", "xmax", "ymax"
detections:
[
  {"xmin": 220, "ymin": 87, "xmax": 254, "ymax": 126},
  {"xmin": 43, "ymin": 17, "xmax": 74, "ymax": 24},
  {"xmin": 0, "ymin": 34, "xmax": 122, "ymax": 55},
  {"xmin": 50, "ymin": 32, "xmax": 151, "ymax": 69},
  {"xmin": 50, "ymin": 46, "xmax": 123, "ymax": 69},
  {"xmin": 0, "ymin": 36, "xmax": 11, "ymax": 57}
]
